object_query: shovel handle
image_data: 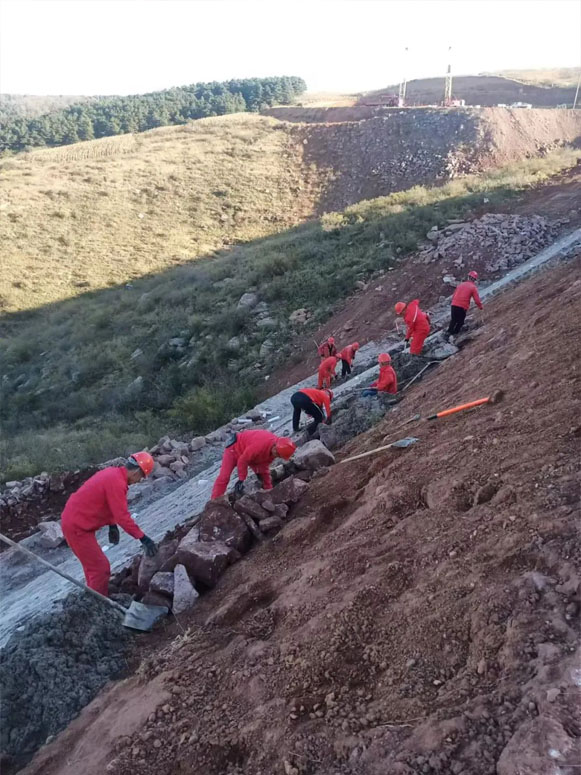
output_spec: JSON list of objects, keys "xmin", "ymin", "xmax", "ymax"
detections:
[
  {"xmin": 0, "ymin": 531, "xmax": 126, "ymax": 616},
  {"xmin": 427, "ymin": 397, "xmax": 490, "ymax": 420}
]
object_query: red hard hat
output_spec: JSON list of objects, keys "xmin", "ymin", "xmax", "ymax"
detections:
[
  {"xmin": 468, "ymin": 270, "xmax": 479, "ymax": 280},
  {"xmin": 328, "ymin": 336, "xmax": 335, "ymax": 344},
  {"xmin": 324, "ymin": 389, "xmax": 334, "ymax": 400},
  {"xmin": 352, "ymin": 342, "xmax": 360, "ymax": 350},
  {"xmin": 394, "ymin": 302, "xmax": 406, "ymax": 315},
  {"xmin": 275, "ymin": 438, "xmax": 296, "ymax": 460},
  {"xmin": 378, "ymin": 352, "xmax": 391, "ymax": 364},
  {"xmin": 129, "ymin": 451, "xmax": 154, "ymax": 478}
]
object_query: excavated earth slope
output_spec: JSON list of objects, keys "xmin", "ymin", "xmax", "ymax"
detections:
[{"xmin": 20, "ymin": 255, "xmax": 581, "ymax": 775}]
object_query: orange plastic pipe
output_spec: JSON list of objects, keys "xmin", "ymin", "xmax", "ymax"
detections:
[{"xmin": 427, "ymin": 397, "xmax": 490, "ymax": 420}]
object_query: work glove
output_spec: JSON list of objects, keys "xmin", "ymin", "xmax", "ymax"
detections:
[
  {"xmin": 108, "ymin": 525, "xmax": 120, "ymax": 545},
  {"xmin": 234, "ymin": 480, "xmax": 245, "ymax": 497},
  {"xmin": 140, "ymin": 535, "xmax": 157, "ymax": 557}
]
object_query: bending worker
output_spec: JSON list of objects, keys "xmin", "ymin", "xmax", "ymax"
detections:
[
  {"xmin": 61, "ymin": 453, "xmax": 157, "ymax": 597},
  {"xmin": 291, "ymin": 387, "xmax": 333, "ymax": 435},
  {"xmin": 318, "ymin": 336, "xmax": 337, "ymax": 359},
  {"xmin": 395, "ymin": 299, "xmax": 431, "ymax": 355},
  {"xmin": 447, "ymin": 270, "xmax": 483, "ymax": 339},
  {"xmin": 318, "ymin": 355, "xmax": 338, "ymax": 389},
  {"xmin": 211, "ymin": 429, "xmax": 296, "ymax": 499},
  {"xmin": 338, "ymin": 342, "xmax": 360, "ymax": 377},
  {"xmin": 362, "ymin": 353, "xmax": 398, "ymax": 396}
]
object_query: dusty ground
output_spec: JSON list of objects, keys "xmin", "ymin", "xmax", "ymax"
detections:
[
  {"xmin": 266, "ymin": 166, "xmax": 581, "ymax": 393},
  {"xmin": 20, "ymin": 255, "xmax": 581, "ymax": 775}
]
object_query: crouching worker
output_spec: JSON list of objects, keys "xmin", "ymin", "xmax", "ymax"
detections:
[
  {"xmin": 361, "ymin": 353, "xmax": 398, "ymax": 397},
  {"xmin": 318, "ymin": 355, "xmax": 338, "ymax": 389},
  {"xmin": 61, "ymin": 453, "xmax": 157, "ymax": 597},
  {"xmin": 338, "ymin": 342, "xmax": 360, "ymax": 377},
  {"xmin": 395, "ymin": 299, "xmax": 431, "ymax": 355},
  {"xmin": 211, "ymin": 429, "xmax": 296, "ymax": 499},
  {"xmin": 291, "ymin": 387, "xmax": 333, "ymax": 435}
]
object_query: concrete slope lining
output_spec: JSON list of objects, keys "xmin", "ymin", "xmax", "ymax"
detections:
[{"xmin": 0, "ymin": 227, "xmax": 579, "ymax": 647}]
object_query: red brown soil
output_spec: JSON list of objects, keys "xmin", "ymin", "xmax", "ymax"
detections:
[
  {"xmin": 22, "ymin": 256, "xmax": 581, "ymax": 775},
  {"xmin": 265, "ymin": 166, "xmax": 581, "ymax": 394}
]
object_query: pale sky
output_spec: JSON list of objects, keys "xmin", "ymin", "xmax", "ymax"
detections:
[{"xmin": 0, "ymin": 0, "xmax": 579, "ymax": 95}]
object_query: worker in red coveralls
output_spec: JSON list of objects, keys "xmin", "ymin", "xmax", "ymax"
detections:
[
  {"xmin": 211, "ymin": 430, "xmax": 296, "ymax": 499},
  {"xmin": 318, "ymin": 336, "xmax": 337, "ymax": 360},
  {"xmin": 395, "ymin": 299, "xmax": 431, "ymax": 355},
  {"xmin": 338, "ymin": 342, "xmax": 360, "ymax": 378},
  {"xmin": 291, "ymin": 387, "xmax": 333, "ymax": 435},
  {"xmin": 61, "ymin": 453, "xmax": 157, "ymax": 597},
  {"xmin": 362, "ymin": 353, "xmax": 398, "ymax": 396},
  {"xmin": 447, "ymin": 270, "xmax": 483, "ymax": 340},
  {"xmin": 318, "ymin": 355, "xmax": 338, "ymax": 389}
]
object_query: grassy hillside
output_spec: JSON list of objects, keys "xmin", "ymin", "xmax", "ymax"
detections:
[
  {"xmin": 490, "ymin": 68, "xmax": 581, "ymax": 88},
  {"xmin": 1, "ymin": 148, "xmax": 577, "ymax": 481},
  {"xmin": 0, "ymin": 115, "xmax": 325, "ymax": 313}
]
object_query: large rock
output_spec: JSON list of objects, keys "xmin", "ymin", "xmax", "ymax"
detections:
[
  {"xmin": 177, "ymin": 536, "xmax": 234, "ymax": 588},
  {"xmin": 37, "ymin": 521, "xmax": 65, "ymax": 548},
  {"xmin": 172, "ymin": 564, "xmax": 199, "ymax": 615},
  {"xmin": 138, "ymin": 539, "xmax": 178, "ymax": 591},
  {"xmin": 428, "ymin": 343, "xmax": 459, "ymax": 360},
  {"xmin": 259, "ymin": 516, "xmax": 283, "ymax": 533},
  {"xmin": 292, "ymin": 440, "xmax": 335, "ymax": 471},
  {"xmin": 233, "ymin": 495, "xmax": 270, "ymax": 521},
  {"xmin": 237, "ymin": 292, "xmax": 259, "ymax": 310},
  {"xmin": 269, "ymin": 476, "xmax": 310, "ymax": 505},
  {"xmin": 190, "ymin": 436, "xmax": 207, "ymax": 451},
  {"xmin": 199, "ymin": 498, "xmax": 251, "ymax": 554},
  {"xmin": 150, "ymin": 572, "xmax": 175, "ymax": 598}
]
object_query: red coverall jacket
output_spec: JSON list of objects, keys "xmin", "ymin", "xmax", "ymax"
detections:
[
  {"xmin": 299, "ymin": 388, "xmax": 332, "ymax": 420},
  {"xmin": 61, "ymin": 467, "xmax": 143, "ymax": 596},
  {"xmin": 318, "ymin": 341, "xmax": 337, "ymax": 359},
  {"xmin": 451, "ymin": 281, "xmax": 483, "ymax": 311},
  {"xmin": 318, "ymin": 356, "xmax": 338, "ymax": 389},
  {"xmin": 211, "ymin": 429, "xmax": 277, "ymax": 499},
  {"xmin": 338, "ymin": 344, "xmax": 357, "ymax": 366},
  {"xmin": 404, "ymin": 299, "xmax": 431, "ymax": 355},
  {"xmin": 370, "ymin": 365, "xmax": 398, "ymax": 394}
]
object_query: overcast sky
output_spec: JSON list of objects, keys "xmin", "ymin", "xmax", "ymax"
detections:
[{"xmin": 1, "ymin": 0, "xmax": 579, "ymax": 95}]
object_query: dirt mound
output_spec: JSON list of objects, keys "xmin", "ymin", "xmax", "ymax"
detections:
[
  {"xmin": 0, "ymin": 594, "xmax": 130, "ymax": 772},
  {"xmin": 20, "ymin": 256, "xmax": 581, "ymax": 775}
]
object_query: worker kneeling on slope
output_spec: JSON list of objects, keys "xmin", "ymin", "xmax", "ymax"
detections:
[
  {"xmin": 61, "ymin": 453, "xmax": 157, "ymax": 597},
  {"xmin": 362, "ymin": 353, "xmax": 398, "ymax": 396},
  {"xmin": 395, "ymin": 299, "xmax": 431, "ymax": 356},
  {"xmin": 318, "ymin": 336, "xmax": 337, "ymax": 360},
  {"xmin": 338, "ymin": 342, "xmax": 360, "ymax": 377},
  {"xmin": 211, "ymin": 429, "xmax": 296, "ymax": 499},
  {"xmin": 318, "ymin": 355, "xmax": 338, "ymax": 389},
  {"xmin": 291, "ymin": 387, "xmax": 333, "ymax": 435},
  {"xmin": 447, "ymin": 270, "xmax": 483, "ymax": 340}
]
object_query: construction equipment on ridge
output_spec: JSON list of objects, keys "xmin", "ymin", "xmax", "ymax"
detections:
[{"xmin": 0, "ymin": 532, "xmax": 168, "ymax": 632}]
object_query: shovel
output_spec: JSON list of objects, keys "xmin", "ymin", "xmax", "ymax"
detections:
[
  {"xmin": 0, "ymin": 532, "xmax": 168, "ymax": 632},
  {"xmin": 340, "ymin": 436, "xmax": 419, "ymax": 464}
]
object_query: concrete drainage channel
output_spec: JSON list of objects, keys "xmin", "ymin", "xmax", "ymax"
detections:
[{"xmin": 0, "ymin": 228, "xmax": 579, "ymax": 772}]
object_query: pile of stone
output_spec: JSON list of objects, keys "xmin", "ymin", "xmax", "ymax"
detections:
[
  {"xmin": 418, "ymin": 214, "xmax": 558, "ymax": 272},
  {"xmin": 121, "ymin": 475, "xmax": 312, "ymax": 615}
]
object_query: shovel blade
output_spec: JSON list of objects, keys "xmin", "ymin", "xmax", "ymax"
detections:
[
  {"xmin": 123, "ymin": 601, "xmax": 169, "ymax": 632},
  {"xmin": 391, "ymin": 436, "xmax": 419, "ymax": 448}
]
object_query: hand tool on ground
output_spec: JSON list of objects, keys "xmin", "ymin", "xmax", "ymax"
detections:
[
  {"xmin": 340, "ymin": 436, "xmax": 419, "ymax": 464},
  {"xmin": 0, "ymin": 532, "xmax": 168, "ymax": 632},
  {"xmin": 399, "ymin": 361, "xmax": 439, "ymax": 392},
  {"xmin": 427, "ymin": 396, "xmax": 492, "ymax": 420}
]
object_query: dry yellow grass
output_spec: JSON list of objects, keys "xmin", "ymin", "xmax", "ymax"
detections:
[{"xmin": 0, "ymin": 114, "xmax": 326, "ymax": 313}]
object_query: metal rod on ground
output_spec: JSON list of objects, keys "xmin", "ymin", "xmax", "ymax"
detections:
[
  {"xmin": 0, "ymin": 531, "xmax": 127, "ymax": 616},
  {"xmin": 340, "ymin": 437, "xmax": 419, "ymax": 464},
  {"xmin": 400, "ymin": 361, "xmax": 439, "ymax": 392}
]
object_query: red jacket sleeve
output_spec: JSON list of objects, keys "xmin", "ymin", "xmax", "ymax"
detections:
[
  {"xmin": 323, "ymin": 393, "xmax": 331, "ymax": 419},
  {"xmin": 473, "ymin": 287, "xmax": 483, "ymax": 309},
  {"xmin": 105, "ymin": 478, "xmax": 144, "ymax": 539}
]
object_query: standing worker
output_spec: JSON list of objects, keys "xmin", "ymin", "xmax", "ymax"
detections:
[
  {"xmin": 338, "ymin": 342, "xmax": 360, "ymax": 377},
  {"xmin": 447, "ymin": 270, "xmax": 483, "ymax": 340},
  {"xmin": 291, "ymin": 387, "xmax": 333, "ymax": 435},
  {"xmin": 318, "ymin": 355, "xmax": 338, "ymax": 389},
  {"xmin": 395, "ymin": 299, "xmax": 431, "ymax": 356},
  {"xmin": 61, "ymin": 453, "xmax": 157, "ymax": 597},
  {"xmin": 362, "ymin": 353, "xmax": 398, "ymax": 396},
  {"xmin": 211, "ymin": 429, "xmax": 296, "ymax": 499},
  {"xmin": 318, "ymin": 336, "xmax": 337, "ymax": 360}
]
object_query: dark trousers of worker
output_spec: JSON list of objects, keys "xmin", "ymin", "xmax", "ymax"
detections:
[
  {"xmin": 341, "ymin": 359, "xmax": 351, "ymax": 377},
  {"xmin": 61, "ymin": 518, "xmax": 111, "ymax": 597},
  {"xmin": 448, "ymin": 305, "xmax": 467, "ymax": 335},
  {"xmin": 291, "ymin": 392, "xmax": 324, "ymax": 434}
]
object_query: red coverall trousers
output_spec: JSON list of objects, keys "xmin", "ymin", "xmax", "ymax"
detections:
[{"xmin": 61, "ymin": 520, "xmax": 110, "ymax": 596}]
